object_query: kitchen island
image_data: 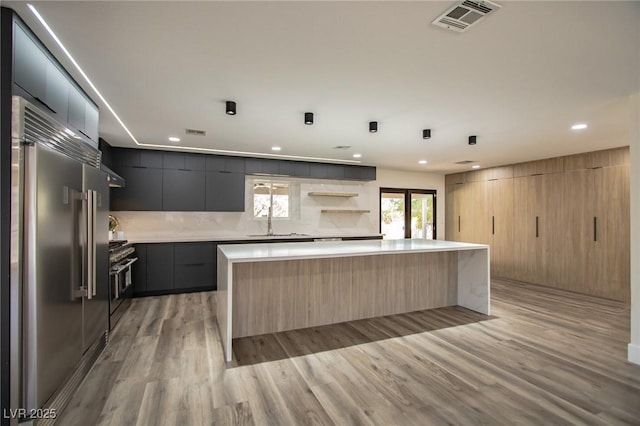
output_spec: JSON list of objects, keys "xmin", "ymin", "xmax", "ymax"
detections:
[{"xmin": 216, "ymin": 239, "xmax": 490, "ymax": 362}]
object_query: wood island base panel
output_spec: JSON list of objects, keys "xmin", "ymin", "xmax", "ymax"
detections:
[{"xmin": 217, "ymin": 240, "xmax": 490, "ymax": 362}]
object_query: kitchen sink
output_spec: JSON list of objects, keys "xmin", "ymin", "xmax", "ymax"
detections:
[{"xmin": 246, "ymin": 233, "xmax": 310, "ymax": 237}]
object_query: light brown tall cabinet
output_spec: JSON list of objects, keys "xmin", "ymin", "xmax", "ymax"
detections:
[{"xmin": 445, "ymin": 147, "xmax": 630, "ymax": 303}]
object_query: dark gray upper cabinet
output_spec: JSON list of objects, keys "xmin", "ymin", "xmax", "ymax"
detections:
[
  {"xmin": 207, "ymin": 156, "xmax": 245, "ymax": 173},
  {"xmin": 13, "ymin": 24, "xmax": 47, "ymax": 101},
  {"xmin": 185, "ymin": 154, "xmax": 206, "ymax": 171},
  {"xmin": 162, "ymin": 169, "xmax": 205, "ymax": 211},
  {"xmin": 327, "ymin": 164, "xmax": 344, "ymax": 179},
  {"xmin": 294, "ymin": 162, "xmax": 310, "ymax": 177},
  {"xmin": 110, "ymin": 167, "xmax": 163, "ymax": 211},
  {"xmin": 44, "ymin": 61, "xmax": 69, "ymax": 121},
  {"xmin": 140, "ymin": 150, "xmax": 163, "ymax": 168},
  {"xmin": 67, "ymin": 88, "xmax": 85, "ymax": 133},
  {"xmin": 84, "ymin": 102, "xmax": 99, "ymax": 143},
  {"xmin": 278, "ymin": 161, "xmax": 296, "ymax": 176},
  {"xmin": 205, "ymin": 172, "xmax": 245, "ymax": 212},
  {"xmin": 309, "ymin": 163, "xmax": 328, "ymax": 179},
  {"xmin": 163, "ymin": 152, "xmax": 184, "ymax": 170},
  {"xmin": 245, "ymin": 158, "xmax": 263, "ymax": 174},
  {"xmin": 112, "ymin": 148, "xmax": 140, "ymax": 167}
]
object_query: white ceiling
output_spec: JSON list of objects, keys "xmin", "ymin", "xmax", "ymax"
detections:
[{"xmin": 6, "ymin": 1, "xmax": 640, "ymax": 172}]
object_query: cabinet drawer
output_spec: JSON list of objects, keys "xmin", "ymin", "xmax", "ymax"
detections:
[
  {"xmin": 174, "ymin": 242, "xmax": 214, "ymax": 265},
  {"xmin": 174, "ymin": 263, "xmax": 214, "ymax": 289}
]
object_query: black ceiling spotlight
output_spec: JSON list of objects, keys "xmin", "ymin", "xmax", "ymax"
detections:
[
  {"xmin": 369, "ymin": 121, "xmax": 378, "ymax": 133},
  {"xmin": 423, "ymin": 129, "xmax": 431, "ymax": 139},
  {"xmin": 305, "ymin": 112, "xmax": 314, "ymax": 125},
  {"xmin": 225, "ymin": 101, "xmax": 236, "ymax": 115},
  {"xmin": 468, "ymin": 135, "xmax": 477, "ymax": 145}
]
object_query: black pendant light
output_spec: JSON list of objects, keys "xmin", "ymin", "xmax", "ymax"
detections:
[
  {"xmin": 225, "ymin": 101, "xmax": 236, "ymax": 115},
  {"xmin": 423, "ymin": 129, "xmax": 431, "ymax": 139},
  {"xmin": 468, "ymin": 135, "xmax": 477, "ymax": 145},
  {"xmin": 369, "ymin": 121, "xmax": 378, "ymax": 133},
  {"xmin": 305, "ymin": 112, "xmax": 314, "ymax": 125}
]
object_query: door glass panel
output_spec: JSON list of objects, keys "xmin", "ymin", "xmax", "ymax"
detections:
[
  {"xmin": 411, "ymin": 193, "xmax": 435, "ymax": 239},
  {"xmin": 381, "ymin": 192, "xmax": 405, "ymax": 239}
]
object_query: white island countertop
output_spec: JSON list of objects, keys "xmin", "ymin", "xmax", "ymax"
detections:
[{"xmin": 218, "ymin": 239, "xmax": 489, "ymax": 262}]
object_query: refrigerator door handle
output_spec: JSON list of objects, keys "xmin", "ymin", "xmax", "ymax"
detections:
[
  {"xmin": 73, "ymin": 190, "xmax": 88, "ymax": 299},
  {"xmin": 92, "ymin": 190, "xmax": 97, "ymax": 297},
  {"xmin": 86, "ymin": 190, "xmax": 96, "ymax": 299}
]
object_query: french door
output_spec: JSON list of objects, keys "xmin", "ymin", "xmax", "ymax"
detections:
[{"xmin": 380, "ymin": 188, "xmax": 437, "ymax": 239}]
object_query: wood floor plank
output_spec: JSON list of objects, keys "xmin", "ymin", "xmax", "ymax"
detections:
[{"xmin": 60, "ymin": 279, "xmax": 640, "ymax": 425}]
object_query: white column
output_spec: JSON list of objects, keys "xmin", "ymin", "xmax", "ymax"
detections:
[{"xmin": 629, "ymin": 93, "xmax": 640, "ymax": 365}]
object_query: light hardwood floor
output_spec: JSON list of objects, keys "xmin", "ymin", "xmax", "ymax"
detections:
[{"xmin": 58, "ymin": 279, "xmax": 640, "ymax": 425}]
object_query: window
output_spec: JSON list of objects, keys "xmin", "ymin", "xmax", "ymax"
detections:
[
  {"xmin": 380, "ymin": 188, "xmax": 437, "ymax": 239},
  {"xmin": 253, "ymin": 180, "xmax": 290, "ymax": 218}
]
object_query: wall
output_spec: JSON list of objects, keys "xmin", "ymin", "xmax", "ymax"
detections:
[
  {"xmin": 113, "ymin": 168, "xmax": 445, "ymax": 241},
  {"xmin": 630, "ymin": 93, "xmax": 640, "ymax": 365}
]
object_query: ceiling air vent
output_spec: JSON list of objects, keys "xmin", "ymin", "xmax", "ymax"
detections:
[
  {"xmin": 432, "ymin": 0, "xmax": 501, "ymax": 33},
  {"xmin": 185, "ymin": 128, "xmax": 206, "ymax": 136},
  {"xmin": 333, "ymin": 145, "xmax": 352, "ymax": 150},
  {"xmin": 455, "ymin": 160, "xmax": 476, "ymax": 164}
]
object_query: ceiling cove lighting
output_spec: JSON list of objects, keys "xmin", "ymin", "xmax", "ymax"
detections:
[
  {"xmin": 26, "ymin": 4, "xmax": 361, "ymax": 165},
  {"xmin": 304, "ymin": 112, "xmax": 314, "ymax": 125},
  {"xmin": 472, "ymin": 165, "xmax": 481, "ymax": 169},
  {"xmin": 27, "ymin": 4, "xmax": 141, "ymax": 145},
  {"xmin": 369, "ymin": 121, "xmax": 378, "ymax": 133},
  {"xmin": 226, "ymin": 101, "xmax": 236, "ymax": 115},
  {"xmin": 419, "ymin": 160, "xmax": 428, "ymax": 165},
  {"xmin": 353, "ymin": 153, "xmax": 362, "ymax": 159},
  {"xmin": 423, "ymin": 129, "xmax": 431, "ymax": 139},
  {"xmin": 468, "ymin": 135, "xmax": 477, "ymax": 145},
  {"xmin": 571, "ymin": 123, "xmax": 587, "ymax": 130},
  {"xmin": 271, "ymin": 146, "xmax": 282, "ymax": 152},
  {"xmin": 168, "ymin": 136, "xmax": 180, "ymax": 142}
]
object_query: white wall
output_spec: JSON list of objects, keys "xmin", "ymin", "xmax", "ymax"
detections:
[
  {"xmin": 113, "ymin": 168, "xmax": 445, "ymax": 240},
  {"xmin": 629, "ymin": 93, "xmax": 640, "ymax": 365}
]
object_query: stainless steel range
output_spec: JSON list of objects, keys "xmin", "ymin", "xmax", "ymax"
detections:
[{"xmin": 109, "ymin": 240, "xmax": 137, "ymax": 329}]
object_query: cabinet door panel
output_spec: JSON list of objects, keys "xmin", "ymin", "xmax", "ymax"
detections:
[
  {"xmin": 174, "ymin": 264, "xmax": 214, "ymax": 289},
  {"xmin": 132, "ymin": 244, "xmax": 147, "ymax": 294},
  {"xmin": 14, "ymin": 25, "xmax": 47, "ymax": 100},
  {"xmin": 45, "ymin": 61, "xmax": 69, "ymax": 121},
  {"xmin": 488, "ymin": 179, "xmax": 513, "ymax": 278},
  {"xmin": 163, "ymin": 152, "xmax": 185, "ymax": 170},
  {"xmin": 140, "ymin": 151, "xmax": 163, "ymax": 168},
  {"xmin": 112, "ymin": 149, "xmax": 140, "ymax": 167},
  {"xmin": 185, "ymin": 154, "xmax": 206, "ymax": 171},
  {"xmin": 309, "ymin": 163, "xmax": 328, "ymax": 178},
  {"xmin": 174, "ymin": 242, "xmax": 214, "ymax": 265},
  {"xmin": 146, "ymin": 244, "xmax": 174, "ymax": 291},
  {"xmin": 84, "ymin": 102, "xmax": 99, "ymax": 143},
  {"xmin": 225, "ymin": 157, "xmax": 245, "ymax": 173},
  {"xmin": 205, "ymin": 172, "xmax": 245, "ymax": 212},
  {"xmin": 110, "ymin": 167, "xmax": 163, "ymax": 211},
  {"xmin": 68, "ymin": 88, "xmax": 86, "ymax": 132},
  {"xmin": 593, "ymin": 165, "xmax": 630, "ymax": 301},
  {"xmin": 162, "ymin": 169, "xmax": 205, "ymax": 211}
]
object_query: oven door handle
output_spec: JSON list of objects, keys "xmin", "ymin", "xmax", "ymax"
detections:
[{"xmin": 111, "ymin": 257, "xmax": 138, "ymax": 274}]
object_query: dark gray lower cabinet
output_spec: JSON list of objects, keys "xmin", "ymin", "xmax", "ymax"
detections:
[
  {"xmin": 174, "ymin": 263, "xmax": 214, "ymax": 289},
  {"xmin": 205, "ymin": 172, "xmax": 245, "ymax": 212},
  {"xmin": 111, "ymin": 167, "xmax": 163, "ymax": 211},
  {"xmin": 162, "ymin": 169, "xmax": 205, "ymax": 211},
  {"xmin": 132, "ymin": 244, "xmax": 147, "ymax": 294},
  {"xmin": 146, "ymin": 243, "xmax": 174, "ymax": 292}
]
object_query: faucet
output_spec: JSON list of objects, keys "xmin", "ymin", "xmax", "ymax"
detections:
[{"xmin": 267, "ymin": 205, "xmax": 274, "ymax": 236}]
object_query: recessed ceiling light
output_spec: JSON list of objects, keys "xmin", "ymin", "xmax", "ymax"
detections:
[
  {"xmin": 472, "ymin": 165, "xmax": 480, "ymax": 169},
  {"xmin": 571, "ymin": 123, "xmax": 587, "ymax": 130},
  {"xmin": 418, "ymin": 160, "xmax": 427, "ymax": 165},
  {"xmin": 168, "ymin": 136, "xmax": 180, "ymax": 142},
  {"xmin": 271, "ymin": 146, "xmax": 282, "ymax": 151},
  {"xmin": 353, "ymin": 153, "xmax": 362, "ymax": 158}
]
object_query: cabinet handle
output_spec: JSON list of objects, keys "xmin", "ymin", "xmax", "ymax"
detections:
[
  {"xmin": 492, "ymin": 216, "xmax": 495, "ymax": 235},
  {"xmin": 131, "ymin": 165, "xmax": 148, "ymax": 169},
  {"xmin": 184, "ymin": 263, "xmax": 205, "ymax": 266},
  {"xmin": 458, "ymin": 216, "xmax": 461, "ymax": 233},
  {"xmin": 535, "ymin": 216, "xmax": 539, "ymax": 238},
  {"xmin": 34, "ymin": 97, "xmax": 56, "ymax": 114},
  {"xmin": 593, "ymin": 216, "xmax": 597, "ymax": 242},
  {"xmin": 79, "ymin": 130, "xmax": 90, "ymax": 139}
]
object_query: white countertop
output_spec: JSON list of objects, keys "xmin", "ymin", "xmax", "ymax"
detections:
[
  {"xmin": 125, "ymin": 232, "xmax": 383, "ymax": 244},
  {"xmin": 218, "ymin": 239, "xmax": 488, "ymax": 262}
]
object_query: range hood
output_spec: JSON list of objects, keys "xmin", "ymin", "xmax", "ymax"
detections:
[{"xmin": 101, "ymin": 164, "xmax": 125, "ymax": 188}]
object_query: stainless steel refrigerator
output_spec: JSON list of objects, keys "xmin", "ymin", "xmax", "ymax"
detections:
[{"xmin": 9, "ymin": 96, "xmax": 109, "ymax": 423}]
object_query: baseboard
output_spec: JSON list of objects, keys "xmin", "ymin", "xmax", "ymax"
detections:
[{"xmin": 628, "ymin": 343, "xmax": 640, "ymax": 365}]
